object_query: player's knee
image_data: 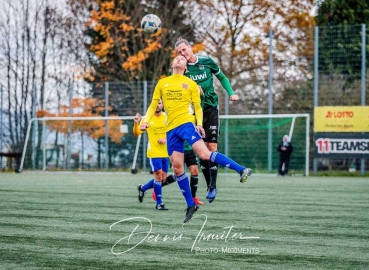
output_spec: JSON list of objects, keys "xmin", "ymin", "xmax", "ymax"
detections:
[
  {"xmin": 173, "ymin": 168, "xmax": 185, "ymax": 176},
  {"xmin": 196, "ymin": 151, "xmax": 210, "ymax": 161},
  {"xmin": 207, "ymin": 143, "xmax": 217, "ymax": 152},
  {"xmin": 172, "ymin": 163, "xmax": 184, "ymax": 176}
]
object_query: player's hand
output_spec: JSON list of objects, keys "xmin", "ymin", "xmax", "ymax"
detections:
[
  {"xmin": 196, "ymin": 125, "xmax": 205, "ymax": 138},
  {"xmin": 158, "ymin": 138, "xmax": 166, "ymax": 144},
  {"xmin": 140, "ymin": 122, "xmax": 149, "ymax": 131},
  {"xmin": 134, "ymin": 113, "xmax": 141, "ymax": 124},
  {"xmin": 230, "ymin": 94, "xmax": 239, "ymax": 101}
]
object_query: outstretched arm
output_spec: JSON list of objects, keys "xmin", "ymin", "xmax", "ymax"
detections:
[
  {"xmin": 194, "ymin": 102, "xmax": 205, "ymax": 138},
  {"xmin": 216, "ymin": 70, "xmax": 239, "ymax": 101},
  {"xmin": 141, "ymin": 99, "xmax": 159, "ymax": 131},
  {"xmin": 132, "ymin": 113, "xmax": 143, "ymax": 137}
]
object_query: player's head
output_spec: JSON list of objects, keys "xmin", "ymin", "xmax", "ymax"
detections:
[
  {"xmin": 283, "ymin": 135, "xmax": 289, "ymax": 142},
  {"xmin": 171, "ymin": 55, "xmax": 188, "ymax": 73},
  {"xmin": 175, "ymin": 37, "xmax": 196, "ymax": 63},
  {"xmin": 156, "ymin": 99, "xmax": 163, "ymax": 113}
]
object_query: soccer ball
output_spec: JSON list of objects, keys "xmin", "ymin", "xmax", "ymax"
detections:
[{"xmin": 141, "ymin": 14, "xmax": 161, "ymax": 33}]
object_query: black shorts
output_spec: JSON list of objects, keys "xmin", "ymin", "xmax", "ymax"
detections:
[
  {"xmin": 203, "ymin": 106, "xmax": 219, "ymax": 143},
  {"xmin": 184, "ymin": 149, "xmax": 198, "ymax": 167}
]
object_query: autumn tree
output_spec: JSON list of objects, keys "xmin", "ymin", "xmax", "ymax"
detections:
[
  {"xmin": 76, "ymin": 0, "xmax": 195, "ymax": 82},
  {"xmin": 180, "ymin": 0, "xmax": 316, "ymax": 114}
]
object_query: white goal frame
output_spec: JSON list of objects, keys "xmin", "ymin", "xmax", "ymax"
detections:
[
  {"xmin": 19, "ymin": 113, "xmax": 310, "ymax": 175},
  {"xmin": 19, "ymin": 116, "xmax": 135, "ymax": 172}
]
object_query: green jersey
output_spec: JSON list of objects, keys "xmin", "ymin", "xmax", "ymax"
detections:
[
  {"xmin": 184, "ymin": 141, "xmax": 192, "ymax": 151},
  {"xmin": 185, "ymin": 55, "xmax": 234, "ymax": 109}
]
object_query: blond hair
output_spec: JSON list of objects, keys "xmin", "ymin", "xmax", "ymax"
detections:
[{"xmin": 174, "ymin": 37, "xmax": 191, "ymax": 49}]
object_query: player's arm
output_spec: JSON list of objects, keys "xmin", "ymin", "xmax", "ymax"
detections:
[
  {"xmin": 140, "ymin": 101, "xmax": 157, "ymax": 131},
  {"xmin": 193, "ymin": 102, "xmax": 203, "ymax": 126},
  {"xmin": 133, "ymin": 113, "xmax": 144, "ymax": 137},
  {"xmin": 215, "ymin": 70, "xmax": 238, "ymax": 100},
  {"xmin": 194, "ymin": 102, "xmax": 205, "ymax": 137},
  {"xmin": 141, "ymin": 83, "xmax": 161, "ymax": 130},
  {"xmin": 192, "ymin": 84, "xmax": 203, "ymax": 126},
  {"xmin": 192, "ymin": 83, "xmax": 205, "ymax": 137},
  {"xmin": 207, "ymin": 56, "xmax": 236, "ymax": 99}
]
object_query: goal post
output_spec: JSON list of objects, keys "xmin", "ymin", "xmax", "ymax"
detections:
[{"xmin": 19, "ymin": 114, "xmax": 310, "ymax": 175}]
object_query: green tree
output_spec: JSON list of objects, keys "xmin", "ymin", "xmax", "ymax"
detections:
[
  {"xmin": 315, "ymin": 0, "xmax": 369, "ymax": 25},
  {"xmin": 315, "ymin": 0, "xmax": 369, "ymax": 100}
]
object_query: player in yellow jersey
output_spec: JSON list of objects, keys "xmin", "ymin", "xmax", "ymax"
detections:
[
  {"xmin": 140, "ymin": 55, "xmax": 252, "ymax": 223},
  {"xmin": 133, "ymin": 100, "xmax": 169, "ymax": 210}
]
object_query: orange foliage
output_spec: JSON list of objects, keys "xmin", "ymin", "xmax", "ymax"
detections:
[
  {"xmin": 191, "ymin": 43, "xmax": 206, "ymax": 54},
  {"xmin": 87, "ymin": 0, "xmax": 130, "ymax": 63},
  {"xmin": 36, "ymin": 97, "xmax": 124, "ymax": 144},
  {"xmin": 86, "ymin": 0, "xmax": 166, "ymax": 81},
  {"xmin": 122, "ymin": 39, "xmax": 162, "ymax": 75}
]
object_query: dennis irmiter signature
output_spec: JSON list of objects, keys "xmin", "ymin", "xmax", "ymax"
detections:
[{"xmin": 110, "ymin": 214, "xmax": 259, "ymax": 255}]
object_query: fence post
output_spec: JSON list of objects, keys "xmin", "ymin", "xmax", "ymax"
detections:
[
  {"xmin": 361, "ymin": 24, "xmax": 366, "ymax": 176},
  {"xmin": 0, "ymin": 84, "xmax": 3, "ymax": 169},
  {"xmin": 143, "ymin": 81, "xmax": 147, "ymax": 172},
  {"xmin": 313, "ymin": 26, "xmax": 319, "ymax": 175},
  {"xmin": 267, "ymin": 29, "xmax": 273, "ymax": 173},
  {"xmin": 104, "ymin": 81, "xmax": 109, "ymax": 171},
  {"xmin": 224, "ymin": 92, "xmax": 229, "ymax": 169},
  {"xmin": 32, "ymin": 84, "xmax": 37, "ymax": 170},
  {"xmin": 67, "ymin": 82, "xmax": 73, "ymax": 170},
  {"xmin": 42, "ymin": 119, "xmax": 46, "ymax": 171}
]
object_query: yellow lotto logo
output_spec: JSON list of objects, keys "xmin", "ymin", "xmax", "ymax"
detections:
[{"xmin": 314, "ymin": 106, "xmax": 369, "ymax": 132}]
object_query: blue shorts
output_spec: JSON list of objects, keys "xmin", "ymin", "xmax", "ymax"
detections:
[
  {"xmin": 166, "ymin": 123, "xmax": 202, "ymax": 156},
  {"xmin": 149, "ymin": 158, "xmax": 169, "ymax": 173}
]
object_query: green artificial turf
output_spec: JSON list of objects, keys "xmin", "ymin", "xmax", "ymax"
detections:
[{"xmin": 0, "ymin": 172, "xmax": 368, "ymax": 269}]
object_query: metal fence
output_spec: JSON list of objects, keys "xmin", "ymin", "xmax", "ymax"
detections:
[{"xmin": 313, "ymin": 24, "xmax": 369, "ymax": 174}]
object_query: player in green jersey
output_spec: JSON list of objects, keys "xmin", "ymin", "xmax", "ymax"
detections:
[{"xmin": 175, "ymin": 38, "xmax": 241, "ymax": 203}]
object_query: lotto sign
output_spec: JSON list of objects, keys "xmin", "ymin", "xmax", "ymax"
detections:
[
  {"xmin": 314, "ymin": 106, "xmax": 369, "ymax": 132},
  {"xmin": 314, "ymin": 133, "xmax": 369, "ymax": 158}
]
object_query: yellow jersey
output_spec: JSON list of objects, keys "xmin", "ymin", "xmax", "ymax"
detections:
[
  {"xmin": 132, "ymin": 112, "xmax": 168, "ymax": 158},
  {"xmin": 143, "ymin": 74, "xmax": 203, "ymax": 131}
]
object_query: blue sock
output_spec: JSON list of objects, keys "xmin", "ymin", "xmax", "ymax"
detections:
[
  {"xmin": 153, "ymin": 181, "xmax": 163, "ymax": 205},
  {"xmin": 176, "ymin": 173, "xmax": 195, "ymax": 207},
  {"xmin": 141, "ymin": 179, "xmax": 154, "ymax": 192},
  {"xmin": 210, "ymin": 152, "xmax": 244, "ymax": 173}
]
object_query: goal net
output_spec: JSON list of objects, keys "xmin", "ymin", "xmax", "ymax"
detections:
[
  {"xmin": 19, "ymin": 116, "xmax": 140, "ymax": 172},
  {"xmin": 19, "ymin": 114, "xmax": 310, "ymax": 175},
  {"xmin": 218, "ymin": 114, "xmax": 310, "ymax": 176}
]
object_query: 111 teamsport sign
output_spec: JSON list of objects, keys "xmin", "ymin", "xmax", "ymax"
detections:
[{"xmin": 314, "ymin": 106, "xmax": 369, "ymax": 158}]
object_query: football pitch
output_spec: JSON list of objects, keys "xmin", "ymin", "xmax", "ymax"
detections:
[{"xmin": 0, "ymin": 172, "xmax": 368, "ymax": 270}]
